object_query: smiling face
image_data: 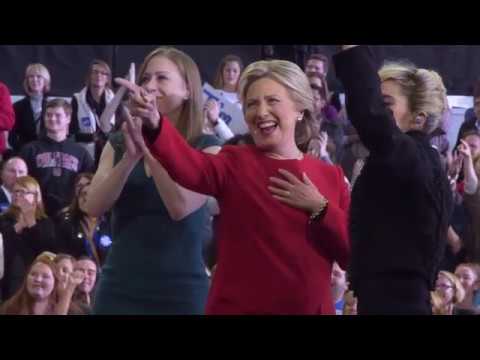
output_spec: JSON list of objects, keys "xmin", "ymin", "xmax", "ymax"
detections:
[
  {"xmin": 44, "ymin": 106, "xmax": 71, "ymax": 136},
  {"xmin": 139, "ymin": 55, "xmax": 190, "ymax": 119},
  {"xmin": 435, "ymin": 273, "xmax": 455, "ymax": 305},
  {"xmin": 56, "ymin": 258, "xmax": 74, "ymax": 288},
  {"xmin": 26, "ymin": 71, "xmax": 46, "ymax": 95},
  {"xmin": 74, "ymin": 259, "xmax": 97, "ymax": 294},
  {"xmin": 455, "ymin": 265, "xmax": 479, "ymax": 297},
  {"xmin": 26, "ymin": 262, "xmax": 55, "ymax": 300},
  {"xmin": 244, "ymin": 77, "xmax": 302, "ymax": 154}
]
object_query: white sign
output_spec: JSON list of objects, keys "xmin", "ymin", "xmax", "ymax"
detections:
[{"xmin": 202, "ymin": 83, "xmax": 247, "ymax": 135}]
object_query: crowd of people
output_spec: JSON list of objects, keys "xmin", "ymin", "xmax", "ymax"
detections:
[{"xmin": 0, "ymin": 44, "xmax": 478, "ymax": 315}]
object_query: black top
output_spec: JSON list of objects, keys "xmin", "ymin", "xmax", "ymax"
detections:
[
  {"xmin": 0, "ymin": 187, "xmax": 10, "ymax": 213},
  {"xmin": 19, "ymin": 136, "xmax": 95, "ymax": 216},
  {"xmin": 333, "ymin": 46, "xmax": 453, "ymax": 290},
  {"xmin": 456, "ymin": 117, "xmax": 479, "ymax": 147},
  {"xmin": 10, "ymin": 96, "xmax": 47, "ymax": 153},
  {"xmin": 0, "ymin": 214, "xmax": 58, "ymax": 301},
  {"xmin": 54, "ymin": 210, "xmax": 112, "ymax": 267}
]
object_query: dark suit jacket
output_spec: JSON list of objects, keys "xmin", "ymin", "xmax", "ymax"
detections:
[
  {"xmin": 0, "ymin": 187, "xmax": 10, "ymax": 213},
  {"xmin": 10, "ymin": 96, "xmax": 47, "ymax": 153}
]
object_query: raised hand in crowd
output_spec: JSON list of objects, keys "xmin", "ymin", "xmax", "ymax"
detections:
[
  {"xmin": 308, "ymin": 131, "xmax": 330, "ymax": 161},
  {"xmin": 204, "ymin": 98, "xmax": 221, "ymax": 128}
]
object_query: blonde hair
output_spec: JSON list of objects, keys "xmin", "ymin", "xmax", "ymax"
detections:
[
  {"xmin": 23, "ymin": 63, "xmax": 51, "ymax": 95},
  {"xmin": 379, "ymin": 61, "xmax": 446, "ymax": 134},
  {"xmin": 238, "ymin": 60, "xmax": 315, "ymax": 152},
  {"xmin": 36, "ymin": 251, "xmax": 57, "ymax": 262},
  {"xmin": 137, "ymin": 47, "xmax": 203, "ymax": 145},
  {"xmin": 4, "ymin": 176, "xmax": 47, "ymax": 220},
  {"xmin": 438, "ymin": 271, "xmax": 466, "ymax": 304}
]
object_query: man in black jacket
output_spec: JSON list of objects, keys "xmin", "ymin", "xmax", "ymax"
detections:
[
  {"xmin": 334, "ymin": 46, "xmax": 453, "ymax": 315},
  {"xmin": 0, "ymin": 157, "xmax": 28, "ymax": 213},
  {"xmin": 19, "ymin": 99, "xmax": 94, "ymax": 217}
]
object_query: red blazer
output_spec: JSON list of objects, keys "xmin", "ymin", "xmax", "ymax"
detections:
[
  {"xmin": 0, "ymin": 82, "xmax": 15, "ymax": 155},
  {"xmin": 147, "ymin": 118, "xmax": 350, "ymax": 314}
]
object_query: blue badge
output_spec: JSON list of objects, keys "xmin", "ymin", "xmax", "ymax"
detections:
[
  {"xmin": 219, "ymin": 112, "xmax": 232, "ymax": 125},
  {"xmin": 99, "ymin": 235, "xmax": 112, "ymax": 248},
  {"xmin": 81, "ymin": 117, "xmax": 92, "ymax": 127}
]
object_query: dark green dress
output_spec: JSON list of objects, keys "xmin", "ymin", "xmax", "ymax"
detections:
[{"xmin": 93, "ymin": 132, "xmax": 221, "ymax": 314}]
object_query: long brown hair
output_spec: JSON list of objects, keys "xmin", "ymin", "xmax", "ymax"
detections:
[
  {"xmin": 3, "ymin": 176, "xmax": 47, "ymax": 221},
  {"xmin": 213, "ymin": 54, "xmax": 244, "ymax": 91},
  {"xmin": 0, "ymin": 258, "xmax": 57, "ymax": 315},
  {"xmin": 137, "ymin": 47, "xmax": 204, "ymax": 145},
  {"xmin": 67, "ymin": 173, "xmax": 94, "ymax": 226}
]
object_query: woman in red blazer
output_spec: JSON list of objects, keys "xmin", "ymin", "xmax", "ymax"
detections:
[{"xmin": 118, "ymin": 56, "xmax": 350, "ymax": 315}]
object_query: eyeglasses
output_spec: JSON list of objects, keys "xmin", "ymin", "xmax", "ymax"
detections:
[
  {"xmin": 91, "ymin": 69, "xmax": 109, "ymax": 76},
  {"xmin": 436, "ymin": 284, "xmax": 454, "ymax": 290},
  {"xmin": 13, "ymin": 189, "xmax": 36, "ymax": 196}
]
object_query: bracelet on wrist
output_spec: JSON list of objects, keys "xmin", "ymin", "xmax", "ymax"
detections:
[{"xmin": 309, "ymin": 199, "xmax": 329, "ymax": 223}]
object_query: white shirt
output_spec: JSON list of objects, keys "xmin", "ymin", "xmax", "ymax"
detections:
[
  {"xmin": 217, "ymin": 90, "xmax": 248, "ymax": 135},
  {"xmin": 1, "ymin": 185, "xmax": 12, "ymax": 204}
]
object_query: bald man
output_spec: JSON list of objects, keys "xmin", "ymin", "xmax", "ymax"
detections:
[{"xmin": 0, "ymin": 157, "xmax": 28, "ymax": 212}]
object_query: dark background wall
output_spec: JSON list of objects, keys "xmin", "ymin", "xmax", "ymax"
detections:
[
  {"xmin": 306, "ymin": 45, "xmax": 480, "ymax": 95},
  {"xmin": 1, "ymin": 45, "xmax": 479, "ymax": 96},
  {"xmin": 0, "ymin": 45, "xmax": 262, "ymax": 96}
]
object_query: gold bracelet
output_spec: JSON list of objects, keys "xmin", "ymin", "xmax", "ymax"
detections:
[{"xmin": 309, "ymin": 198, "xmax": 329, "ymax": 222}]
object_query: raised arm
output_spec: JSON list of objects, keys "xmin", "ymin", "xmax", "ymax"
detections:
[
  {"xmin": 334, "ymin": 45, "xmax": 400, "ymax": 154},
  {"xmin": 115, "ymin": 77, "xmax": 231, "ymax": 198},
  {"xmin": 458, "ymin": 140, "xmax": 479, "ymax": 195}
]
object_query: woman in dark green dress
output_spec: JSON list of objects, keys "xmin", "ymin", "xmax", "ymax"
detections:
[{"xmin": 85, "ymin": 47, "xmax": 221, "ymax": 314}]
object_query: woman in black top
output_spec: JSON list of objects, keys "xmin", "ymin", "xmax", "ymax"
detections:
[
  {"xmin": 0, "ymin": 176, "xmax": 57, "ymax": 301},
  {"xmin": 10, "ymin": 63, "xmax": 51, "ymax": 153},
  {"xmin": 334, "ymin": 45, "xmax": 453, "ymax": 314},
  {"xmin": 55, "ymin": 178, "xmax": 111, "ymax": 268}
]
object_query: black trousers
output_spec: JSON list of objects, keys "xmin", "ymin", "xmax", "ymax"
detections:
[{"xmin": 355, "ymin": 273, "xmax": 432, "ymax": 315}]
